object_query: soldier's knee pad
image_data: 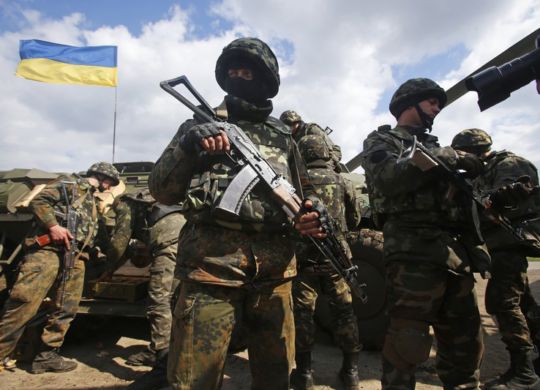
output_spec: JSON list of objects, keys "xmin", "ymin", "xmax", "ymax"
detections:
[{"xmin": 383, "ymin": 320, "xmax": 432, "ymax": 371}]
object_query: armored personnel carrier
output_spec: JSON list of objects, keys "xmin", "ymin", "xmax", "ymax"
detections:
[{"xmin": 0, "ymin": 162, "xmax": 155, "ymax": 317}]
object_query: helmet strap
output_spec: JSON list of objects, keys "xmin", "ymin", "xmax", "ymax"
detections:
[{"xmin": 414, "ymin": 103, "xmax": 434, "ymax": 132}]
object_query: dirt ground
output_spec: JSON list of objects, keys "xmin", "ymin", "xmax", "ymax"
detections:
[{"xmin": 3, "ymin": 265, "xmax": 540, "ymax": 390}]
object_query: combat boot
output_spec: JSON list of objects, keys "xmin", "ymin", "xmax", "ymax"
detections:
[
  {"xmin": 290, "ymin": 351, "xmax": 315, "ymax": 390},
  {"xmin": 339, "ymin": 352, "xmax": 360, "ymax": 390},
  {"xmin": 31, "ymin": 349, "xmax": 77, "ymax": 374},
  {"xmin": 487, "ymin": 349, "xmax": 540, "ymax": 390},
  {"xmin": 126, "ymin": 346, "xmax": 159, "ymax": 367},
  {"xmin": 127, "ymin": 350, "xmax": 169, "ymax": 390}
]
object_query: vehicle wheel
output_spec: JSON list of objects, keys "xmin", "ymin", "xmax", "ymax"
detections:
[{"xmin": 314, "ymin": 229, "xmax": 388, "ymax": 350}]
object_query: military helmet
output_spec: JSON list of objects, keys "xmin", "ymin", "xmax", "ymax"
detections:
[
  {"xmin": 451, "ymin": 128, "xmax": 493, "ymax": 149},
  {"xmin": 87, "ymin": 162, "xmax": 120, "ymax": 186},
  {"xmin": 280, "ymin": 110, "xmax": 302, "ymax": 125},
  {"xmin": 389, "ymin": 78, "xmax": 447, "ymax": 119},
  {"xmin": 297, "ymin": 135, "xmax": 331, "ymax": 162},
  {"xmin": 215, "ymin": 37, "xmax": 280, "ymax": 98}
]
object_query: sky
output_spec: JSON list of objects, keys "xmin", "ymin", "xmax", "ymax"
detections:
[{"xmin": 0, "ymin": 0, "xmax": 539, "ymax": 174}]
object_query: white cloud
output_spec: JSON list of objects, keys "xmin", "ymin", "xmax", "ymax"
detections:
[{"xmin": 0, "ymin": 0, "xmax": 539, "ymax": 175}]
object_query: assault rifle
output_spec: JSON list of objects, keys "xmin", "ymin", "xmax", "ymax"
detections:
[
  {"xmin": 59, "ymin": 182, "xmax": 79, "ymax": 306},
  {"xmin": 160, "ymin": 75, "xmax": 367, "ymax": 303},
  {"xmin": 400, "ymin": 136, "xmax": 536, "ymax": 258}
]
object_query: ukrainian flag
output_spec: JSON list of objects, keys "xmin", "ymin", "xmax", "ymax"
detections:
[{"xmin": 16, "ymin": 39, "xmax": 118, "ymax": 87}]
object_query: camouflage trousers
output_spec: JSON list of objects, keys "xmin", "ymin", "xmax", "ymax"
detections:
[
  {"xmin": 0, "ymin": 248, "xmax": 85, "ymax": 359},
  {"xmin": 292, "ymin": 270, "xmax": 360, "ymax": 353},
  {"xmin": 147, "ymin": 242, "xmax": 180, "ymax": 352},
  {"xmin": 485, "ymin": 251, "xmax": 535, "ymax": 351},
  {"xmin": 167, "ymin": 280, "xmax": 294, "ymax": 390},
  {"xmin": 382, "ymin": 261, "xmax": 483, "ymax": 390}
]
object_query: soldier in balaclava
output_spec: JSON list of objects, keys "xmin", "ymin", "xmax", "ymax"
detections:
[{"xmin": 149, "ymin": 37, "xmax": 324, "ymax": 390}]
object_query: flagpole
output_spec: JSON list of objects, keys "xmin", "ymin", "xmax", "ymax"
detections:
[{"xmin": 112, "ymin": 86, "xmax": 118, "ymax": 163}]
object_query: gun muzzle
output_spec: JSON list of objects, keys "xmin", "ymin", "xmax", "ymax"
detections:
[{"xmin": 466, "ymin": 34, "xmax": 540, "ymax": 111}]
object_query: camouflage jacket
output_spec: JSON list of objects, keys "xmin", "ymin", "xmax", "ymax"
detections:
[
  {"xmin": 297, "ymin": 161, "xmax": 360, "ymax": 265},
  {"xmin": 474, "ymin": 150, "xmax": 540, "ymax": 249},
  {"xmin": 150, "ymin": 95, "xmax": 312, "ymax": 286},
  {"xmin": 106, "ymin": 197, "xmax": 150, "ymax": 264},
  {"xmin": 359, "ymin": 125, "xmax": 464, "ymax": 224},
  {"xmin": 107, "ymin": 196, "xmax": 184, "ymax": 264},
  {"xmin": 30, "ymin": 175, "xmax": 99, "ymax": 250},
  {"xmin": 294, "ymin": 122, "xmax": 342, "ymax": 168},
  {"xmin": 359, "ymin": 125, "xmax": 489, "ymax": 271}
]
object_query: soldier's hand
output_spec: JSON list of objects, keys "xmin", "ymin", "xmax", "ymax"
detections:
[
  {"xmin": 455, "ymin": 151, "xmax": 484, "ymax": 179},
  {"xmin": 180, "ymin": 123, "xmax": 231, "ymax": 153},
  {"xmin": 294, "ymin": 199, "xmax": 327, "ymax": 239},
  {"xmin": 490, "ymin": 178, "xmax": 535, "ymax": 208},
  {"xmin": 48, "ymin": 224, "xmax": 73, "ymax": 249}
]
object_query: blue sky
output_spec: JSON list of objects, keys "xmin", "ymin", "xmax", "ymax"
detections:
[
  {"xmin": 0, "ymin": 0, "xmax": 539, "ymax": 172},
  {"xmin": 0, "ymin": 1, "xmax": 228, "ymax": 38}
]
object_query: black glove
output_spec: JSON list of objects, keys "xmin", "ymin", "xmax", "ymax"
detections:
[
  {"xmin": 512, "ymin": 175, "xmax": 535, "ymax": 199},
  {"xmin": 301, "ymin": 195, "xmax": 331, "ymax": 233},
  {"xmin": 490, "ymin": 176, "xmax": 535, "ymax": 208},
  {"xmin": 179, "ymin": 123, "xmax": 222, "ymax": 152},
  {"xmin": 455, "ymin": 151, "xmax": 484, "ymax": 179}
]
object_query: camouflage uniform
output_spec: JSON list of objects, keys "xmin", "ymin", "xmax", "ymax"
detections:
[
  {"xmin": 0, "ymin": 176, "xmax": 99, "ymax": 363},
  {"xmin": 291, "ymin": 135, "xmax": 361, "ymax": 389},
  {"xmin": 359, "ymin": 79, "xmax": 488, "ymax": 390},
  {"xmin": 107, "ymin": 190, "xmax": 185, "ymax": 359},
  {"xmin": 280, "ymin": 110, "xmax": 342, "ymax": 171},
  {"xmin": 478, "ymin": 152, "xmax": 539, "ymax": 350},
  {"xmin": 150, "ymin": 38, "xmax": 313, "ymax": 390},
  {"xmin": 452, "ymin": 128, "xmax": 540, "ymax": 389}
]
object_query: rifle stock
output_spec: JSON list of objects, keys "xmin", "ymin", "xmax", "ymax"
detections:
[{"xmin": 160, "ymin": 75, "xmax": 368, "ymax": 303}]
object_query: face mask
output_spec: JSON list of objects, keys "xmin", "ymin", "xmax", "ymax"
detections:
[{"xmin": 224, "ymin": 77, "xmax": 268, "ymax": 103}]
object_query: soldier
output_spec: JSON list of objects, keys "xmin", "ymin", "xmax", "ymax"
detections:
[
  {"xmin": 359, "ymin": 78, "xmax": 489, "ymax": 389},
  {"xmin": 291, "ymin": 135, "xmax": 362, "ymax": 390},
  {"xmin": 149, "ymin": 37, "xmax": 324, "ymax": 390},
  {"xmin": 0, "ymin": 162, "xmax": 119, "ymax": 373},
  {"xmin": 452, "ymin": 128, "xmax": 540, "ymax": 390},
  {"xmin": 280, "ymin": 110, "xmax": 342, "ymax": 171},
  {"xmin": 102, "ymin": 188, "xmax": 185, "ymax": 367}
]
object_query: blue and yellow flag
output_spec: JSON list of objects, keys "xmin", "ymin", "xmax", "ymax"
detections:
[{"xmin": 16, "ymin": 39, "xmax": 118, "ymax": 87}]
